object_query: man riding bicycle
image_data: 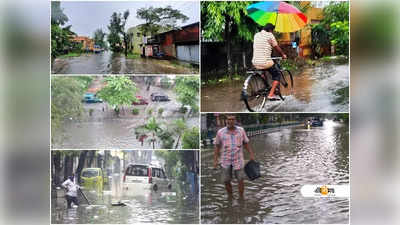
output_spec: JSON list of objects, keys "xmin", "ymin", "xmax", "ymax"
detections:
[{"xmin": 252, "ymin": 23, "xmax": 287, "ymax": 100}]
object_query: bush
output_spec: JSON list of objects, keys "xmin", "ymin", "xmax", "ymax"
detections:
[
  {"xmin": 147, "ymin": 108, "xmax": 153, "ymax": 116},
  {"xmin": 88, "ymin": 108, "xmax": 94, "ymax": 116},
  {"xmin": 158, "ymin": 108, "xmax": 164, "ymax": 116},
  {"xmin": 182, "ymin": 127, "xmax": 199, "ymax": 149},
  {"xmin": 132, "ymin": 108, "xmax": 139, "ymax": 115}
]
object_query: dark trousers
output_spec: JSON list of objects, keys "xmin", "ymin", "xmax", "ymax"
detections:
[{"xmin": 66, "ymin": 195, "xmax": 79, "ymax": 208}]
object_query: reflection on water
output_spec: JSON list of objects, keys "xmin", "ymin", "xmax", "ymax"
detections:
[
  {"xmin": 51, "ymin": 51, "xmax": 198, "ymax": 74},
  {"xmin": 201, "ymin": 120, "xmax": 349, "ymax": 224},
  {"xmin": 201, "ymin": 64, "xmax": 349, "ymax": 112}
]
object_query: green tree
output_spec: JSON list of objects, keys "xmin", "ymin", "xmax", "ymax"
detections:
[
  {"xmin": 174, "ymin": 76, "xmax": 199, "ymax": 113},
  {"xmin": 51, "ymin": 1, "xmax": 68, "ymax": 25},
  {"xmin": 330, "ymin": 21, "xmax": 349, "ymax": 56},
  {"xmin": 107, "ymin": 12, "xmax": 123, "ymax": 52},
  {"xmin": 97, "ymin": 76, "xmax": 137, "ymax": 115},
  {"xmin": 51, "ymin": 77, "xmax": 87, "ymax": 143},
  {"xmin": 136, "ymin": 6, "xmax": 189, "ymax": 36},
  {"xmin": 93, "ymin": 28, "xmax": 106, "ymax": 49},
  {"xmin": 51, "ymin": 2, "xmax": 76, "ymax": 59},
  {"xmin": 182, "ymin": 127, "xmax": 199, "ymax": 149},
  {"xmin": 144, "ymin": 117, "xmax": 162, "ymax": 149},
  {"xmin": 201, "ymin": 1, "xmax": 257, "ymax": 77},
  {"xmin": 171, "ymin": 118, "xmax": 187, "ymax": 149}
]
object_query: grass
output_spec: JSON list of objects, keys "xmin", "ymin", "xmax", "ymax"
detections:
[
  {"xmin": 59, "ymin": 52, "xmax": 81, "ymax": 58},
  {"xmin": 126, "ymin": 53, "xmax": 141, "ymax": 59}
]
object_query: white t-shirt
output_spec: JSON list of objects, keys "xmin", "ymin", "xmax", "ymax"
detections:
[
  {"xmin": 252, "ymin": 30, "xmax": 278, "ymax": 68},
  {"xmin": 62, "ymin": 179, "xmax": 80, "ymax": 197}
]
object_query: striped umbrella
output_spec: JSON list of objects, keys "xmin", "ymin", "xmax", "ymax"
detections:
[{"xmin": 247, "ymin": 1, "xmax": 308, "ymax": 33}]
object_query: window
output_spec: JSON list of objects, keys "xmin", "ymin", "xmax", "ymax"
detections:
[
  {"xmin": 82, "ymin": 170, "xmax": 99, "ymax": 178},
  {"xmin": 126, "ymin": 165, "xmax": 148, "ymax": 176}
]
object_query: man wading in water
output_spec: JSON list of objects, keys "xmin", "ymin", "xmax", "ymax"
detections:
[{"xmin": 214, "ymin": 115, "xmax": 255, "ymax": 199}]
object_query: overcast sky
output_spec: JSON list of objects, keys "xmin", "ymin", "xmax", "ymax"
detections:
[{"xmin": 59, "ymin": 1, "xmax": 200, "ymax": 37}]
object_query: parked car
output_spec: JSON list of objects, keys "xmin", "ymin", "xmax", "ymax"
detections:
[
  {"xmin": 123, "ymin": 163, "xmax": 171, "ymax": 195},
  {"xmin": 80, "ymin": 168, "xmax": 104, "ymax": 190},
  {"xmin": 132, "ymin": 96, "xmax": 149, "ymax": 105},
  {"xmin": 151, "ymin": 93, "xmax": 170, "ymax": 102},
  {"xmin": 311, "ymin": 117, "xmax": 323, "ymax": 127},
  {"xmin": 83, "ymin": 93, "xmax": 103, "ymax": 103}
]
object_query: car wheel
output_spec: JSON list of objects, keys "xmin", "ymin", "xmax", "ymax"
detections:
[{"xmin": 153, "ymin": 184, "xmax": 158, "ymax": 192}]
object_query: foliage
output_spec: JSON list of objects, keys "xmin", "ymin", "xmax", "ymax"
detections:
[
  {"xmin": 182, "ymin": 126, "xmax": 199, "ymax": 149},
  {"xmin": 136, "ymin": 6, "xmax": 189, "ymax": 36},
  {"xmin": 51, "ymin": 77, "xmax": 87, "ymax": 142},
  {"xmin": 201, "ymin": 1, "xmax": 256, "ymax": 42},
  {"xmin": 322, "ymin": 2, "xmax": 350, "ymax": 25},
  {"xmin": 330, "ymin": 21, "xmax": 349, "ymax": 56},
  {"xmin": 107, "ymin": 12, "xmax": 123, "ymax": 52},
  {"xmin": 132, "ymin": 108, "xmax": 139, "ymax": 115},
  {"xmin": 171, "ymin": 118, "xmax": 187, "ymax": 149},
  {"xmin": 93, "ymin": 28, "xmax": 106, "ymax": 48},
  {"xmin": 97, "ymin": 76, "xmax": 137, "ymax": 112},
  {"xmin": 174, "ymin": 76, "xmax": 199, "ymax": 112},
  {"xmin": 126, "ymin": 53, "xmax": 140, "ymax": 59},
  {"xmin": 51, "ymin": 2, "xmax": 68, "ymax": 25},
  {"xmin": 158, "ymin": 108, "xmax": 164, "ymax": 116},
  {"xmin": 311, "ymin": 23, "xmax": 330, "ymax": 58},
  {"xmin": 157, "ymin": 130, "xmax": 175, "ymax": 149},
  {"xmin": 312, "ymin": 1, "xmax": 349, "ymax": 57}
]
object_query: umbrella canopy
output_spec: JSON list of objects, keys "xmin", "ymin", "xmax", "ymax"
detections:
[{"xmin": 247, "ymin": 1, "xmax": 308, "ymax": 33}]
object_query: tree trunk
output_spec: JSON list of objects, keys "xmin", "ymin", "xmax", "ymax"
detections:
[
  {"xmin": 175, "ymin": 135, "xmax": 181, "ymax": 149},
  {"xmin": 225, "ymin": 15, "xmax": 232, "ymax": 79},
  {"xmin": 64, "ymin": 155, "xmax": 73, "ymax": 181},
  {"xmin": 88, "ymin": 151, "xmax": 96, "ymax": 167},
  {"xmin": 53, "ymin": 151, "xmax": 62, "ymax": 186},
  {"xmin": 76, "ymin": 151, "xmax": 88, "ymax": 184},
  {"xmin": 124, "ymin": 35, "xmax": 128, "ymax": 57}
]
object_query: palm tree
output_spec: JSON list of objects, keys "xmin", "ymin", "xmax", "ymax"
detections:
[{"xmin": 144, "ymin": 117, "xmax": 162, "ymax": 149}]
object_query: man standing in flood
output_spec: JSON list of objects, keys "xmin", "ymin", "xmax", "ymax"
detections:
[
  {"xmin": 214, "ymin": 115, "xmax": 255, "ymax": 199},
  {"xmin": 61, "ymin": 174, "xmax": 80, "ymax": 209}
]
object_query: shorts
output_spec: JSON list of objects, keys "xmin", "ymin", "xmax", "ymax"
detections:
[
  {"xmin": 221, "ymin": 166, "xmax": 245, "ymax": 183},
  {"xmin": 267, "ymin": 64, "xmax": 281, "ymax": 81}
]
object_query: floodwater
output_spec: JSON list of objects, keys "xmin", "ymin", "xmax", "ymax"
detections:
[
  {"xmin": 201, "ymin": 120, "xmax": 349, "ymax": 224},
  {"xmin": 201, "ymin": 63, "xmax": 349, "ymax": 112},
  {"xmin": 51, "ymin": 51, "xmax": 198, "ymax": 74},
  {"xmin": 51, "ymin": 175, "xmax": 199, "ymax": 224},
  {"xmin": 52, "ymin": 82, "xmax": 199, "ymax": 149}
]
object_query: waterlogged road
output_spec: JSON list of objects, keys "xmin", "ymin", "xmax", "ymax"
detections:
[
  {"xmin": 52, "ymin": 178, "xmax": 199, "ymax": 224},
  {"xmin": 52, "ymin": 51, "xmax": 198, "ymax": 74},
  {"xmin": 201, "ymin": 120, "xmax": 349, "ymax": 224},
  {"xmin": 201, "ymin": 63, "xmax": 349, "ymax": 112},
  {"xmin": 52, "ymin": 81, "xmax": 199, "ymax": 149}
]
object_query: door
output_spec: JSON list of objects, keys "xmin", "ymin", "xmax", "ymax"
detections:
[{"xmin": 176, "ymin": 44, "xmax": 199, "ymax": 64}]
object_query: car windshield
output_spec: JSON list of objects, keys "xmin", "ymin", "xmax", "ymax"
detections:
[
  {"xmin": 82, "ymin": 170, "xmax": 99, "ymax": 177},
  {"xmin": 126, "ymin": 165, "xmax": 148, "ymax": 177}
]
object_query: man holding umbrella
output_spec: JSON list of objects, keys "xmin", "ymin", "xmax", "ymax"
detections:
[
  {"xmin": 252, "ymin": 23, "xmax": 287, "ymax": 100},
  {"xmin": 248, "ymin": 1, "xmax": 308, "ymax": 100}
]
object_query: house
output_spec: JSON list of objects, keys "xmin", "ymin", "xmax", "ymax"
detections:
[
  {"xmin": 276, "ymin": 2, "xmax": 326, "ymax": 58},
  {"xmin": 146, "ymin": 22, "xmax": 200, "ymax": 64},
  {"xmin": 71, "ymin": 36, "xmax": 95, "ymax": 52}
]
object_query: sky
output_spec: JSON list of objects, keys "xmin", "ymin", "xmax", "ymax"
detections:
[{"xmin": 59, "ymin": 1, "xmax": 200, "ymax": 37}]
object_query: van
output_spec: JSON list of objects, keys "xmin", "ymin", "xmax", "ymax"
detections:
[
  {"xmin": 80, "ymin": 168, "xmax": 104, "ymax": 190},
  {"xmin": 122, "ymin": 164, "xmax": 171, "ymax": 195}
]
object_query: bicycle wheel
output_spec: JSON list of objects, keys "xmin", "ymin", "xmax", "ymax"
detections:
[
  {"xmin": 242, "ymin": 74, "xmax": 269, "ymax": 112},
  {"xmin": 280, "ymin": 69, "xmax": 294, "ymax": 90}
]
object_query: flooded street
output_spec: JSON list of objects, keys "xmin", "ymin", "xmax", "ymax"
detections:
[
  {"xmin": 52, "ymin": 179, "xmax": 199, "ymax": 224},
  {"xmin": 52, "ymin": 78, "xmax": 199, "ymax": 149},
  {"xmin": 51, "ymin": 51, "xmax": 198, "ymax": 74},
  {"xmin": 201, "ymin": 63, "xmax": 349, "ymax": 112},
  {"xmin": 201, "ymin": 120, "xmax": 349, "ymax": 224}
]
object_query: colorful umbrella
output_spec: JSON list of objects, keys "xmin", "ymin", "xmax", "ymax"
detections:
[{"xmin": 247, "ymin": 1, "xmax": 308, "ymax": 33}]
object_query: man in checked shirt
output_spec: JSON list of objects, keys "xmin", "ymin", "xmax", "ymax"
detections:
[{"xmin": 214, "ymin": 115, "xmax": 255, "ymax": 199}]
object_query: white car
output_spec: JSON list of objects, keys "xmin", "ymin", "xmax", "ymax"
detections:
[{"xmin": 122, "ymin": 164, "xmax": 171, "ymax": 196}]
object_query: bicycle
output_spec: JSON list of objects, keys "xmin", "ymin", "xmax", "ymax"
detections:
[{"xmin": 241, "ymin": 57, "xmax": 294, "ymax": 112}]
